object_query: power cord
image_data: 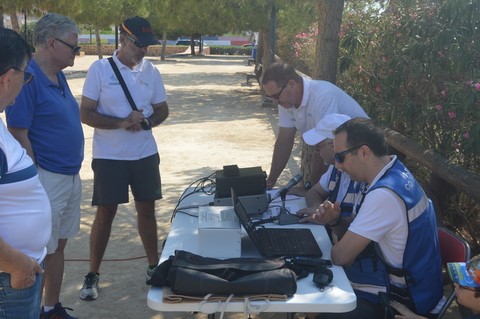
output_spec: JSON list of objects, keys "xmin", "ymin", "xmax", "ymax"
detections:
[{"xmin": 170, "ymin": 172, "xmax": 216, "ymax": 222}]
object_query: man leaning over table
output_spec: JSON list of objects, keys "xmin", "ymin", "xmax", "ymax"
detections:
[
  {"xmin": 313, "ymin": 118, "xmax": 443, "ymax": 319},
  {"xmin": 261, "ymin": 62, "xmax": 368, "ymax": 190}
]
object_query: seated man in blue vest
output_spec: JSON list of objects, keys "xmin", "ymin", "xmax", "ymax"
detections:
[
  {"xmin": 314, "ymin": 118, "xmax": 443, "ymax": 318},
  {"xmin": 295, "ymin": 113, "xmax": 362, "ymax": 225}
]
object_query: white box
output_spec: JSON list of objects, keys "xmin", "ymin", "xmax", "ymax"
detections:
[{"xmin": 198, "ymin": 206, "xmax": 241, "ymax": 258}]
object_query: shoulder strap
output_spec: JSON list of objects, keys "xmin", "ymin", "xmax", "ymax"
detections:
[{"xmin": 107, "ymin": 57, "xmax": 138, "ymax": 111}]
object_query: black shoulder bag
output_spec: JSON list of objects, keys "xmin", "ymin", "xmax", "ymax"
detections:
[
  {"xmin": 107, "ymin": 57, "xmax": 151, "ymax": 130},
  {"xmin": 147, "ymin": 250, "xmax": 298, "ymax": 297}
]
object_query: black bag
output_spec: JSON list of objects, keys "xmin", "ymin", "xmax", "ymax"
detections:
[{"xmin": 148, "ymin": 250, "xmax": 297, "ymax": 297}]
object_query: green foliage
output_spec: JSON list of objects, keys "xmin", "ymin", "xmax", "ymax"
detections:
[
  {"xmin": 274, "ymin": 0, "xmax": 480, "ymax": 248},
  {"xmin": 275, "ymin": 1, "xmax": 317, "ymax": 74},
  {"xmin": 336, "ymin": 0, "xmax": 480, "ymax": 248},
  {"xmin": 337, "ymin": 0, "xmax": 480, "ymax": 169}
]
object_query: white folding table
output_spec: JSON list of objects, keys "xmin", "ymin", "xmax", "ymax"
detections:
[{"xmin": 147, "ymin": 190, "xmax": 356, "ymax": 316}]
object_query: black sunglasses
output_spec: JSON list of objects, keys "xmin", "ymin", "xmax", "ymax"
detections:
[
  {"xmin": 54, "ymin": 38, "xmax": 81, "ymax": 54},
  {"xmin": 124, "ymin": 33, "xmax": 147, "ymax": 48},
  {"xmin": 267, "ymin": 82, "xmax": 287, "ymax": 100},
  {"xmin": 12, "ymin": 67, "xmax": 34, "ymax": 84},
  {"xmin": 334, "ymin": 144, "xmax": 365, "ymax": 163},
  {"xmin": 0, "ymin": 67, "xmax": 34, "ymax": 84},
  {"xmin": 459, "ymin": 285, "xmax": 480, "ymax": 292}
]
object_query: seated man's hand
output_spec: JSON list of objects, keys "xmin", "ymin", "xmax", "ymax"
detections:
[
  {"xmin": 296, "ymin": 207, "xmax": 316, "ymax": 222},
  {"xmin": 298, "ymin": 200, "xmax": 340, "ymax": 225}
]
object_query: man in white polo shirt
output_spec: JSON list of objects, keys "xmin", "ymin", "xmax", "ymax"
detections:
[
  {"xmin": 79, "ymin": 16, "xmax": 169, "ymax": 301},
  {"xmin": 261, "ymin": 63, "xmax": 368, "ymax": 190},
  {"xmin": 0, "ymin": 27, "xmax": 51, "ymax": 318}
]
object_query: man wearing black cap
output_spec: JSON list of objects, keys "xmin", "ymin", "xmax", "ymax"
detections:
[{"xmin": 79, "ymin": 16, "xmax": 168, "ymax": 301}]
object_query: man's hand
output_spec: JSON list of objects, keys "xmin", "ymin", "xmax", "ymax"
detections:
[
  {"xmin": 298, "ymin": 200, "xmax": 340, "ymax": 225},
  {"xmin": 10, "ymin": 254, "xmax": 43, "ymax": 289},
  {"xmin": 122, "ymin": 110, "xmax": 146, "ymax": 131},
  {"xmin": 266, "ymin": 178, "xmax": 276, "ymax": 190}
]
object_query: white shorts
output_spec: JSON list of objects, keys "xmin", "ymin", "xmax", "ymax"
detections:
[{"xmin": 37, "ymin": 166, "xmax": 81, "ymax": 253}]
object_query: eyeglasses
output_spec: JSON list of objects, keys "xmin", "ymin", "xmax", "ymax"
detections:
[
  {"xmin": 334, "ymin": 144, "xmax": 365, "ymax": 163},
  {"xmin": 267, "ymin": 82, "xmax": 287, "ymax": 100},
  {"xmin": 459, "ymin": 285, "xmax": 480, "ymax": 292},
  {"xmin": 0, "ymin": 67, "xmax": 34, "ymax": 85},
  {"xmin": 54, "ymin": 38, "xmax": 81, "ymax": 54},
  {"xmin": 12, "ymin": 68, "xmax": 34, "ymax": 84},
  {"xmin": 124, "ymin": 33, "xmax": 147, "ymax": 48}
]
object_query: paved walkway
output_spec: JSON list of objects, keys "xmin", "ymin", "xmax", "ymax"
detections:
[{"xmin": 59, "ymin": 54, "xmax": 303, "ymax": 319}]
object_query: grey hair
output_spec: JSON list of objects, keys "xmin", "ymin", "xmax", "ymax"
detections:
[{"xmin": 34, "ymin": 13, "xmax": 80, "ymax": 46}]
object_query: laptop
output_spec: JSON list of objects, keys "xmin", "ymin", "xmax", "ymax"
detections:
[{"xmin": 231, "ymin": 188, "xmax": 322, "ymax": 258}]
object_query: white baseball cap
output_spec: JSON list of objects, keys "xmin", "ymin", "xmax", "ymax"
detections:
[{"xmin": 303, "ymin": 114, "xmax": 351, "ymax": 146}]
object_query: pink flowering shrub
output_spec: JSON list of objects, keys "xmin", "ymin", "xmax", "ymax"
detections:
[
  {"xmin": 277, "ymin": 26, "xmax": 317, "ymax": 75},
  {"xmin": 336, "ymin": 1, "xmax": 480, "ymax": 173},
  {"xmin": 278, "ymin": 1, "xmax": 479, "ymax": 171},
  {"xmin": 334, "ymin": 0, "xmax": 480, "ymax": 245}
]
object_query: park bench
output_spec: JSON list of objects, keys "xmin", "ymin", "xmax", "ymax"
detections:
[{"xmin": 245, "ymin": 62, "xmax": 263, "ymax": 85}]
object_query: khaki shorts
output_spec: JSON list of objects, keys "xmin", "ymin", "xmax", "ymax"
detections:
[{"xmin": 37, "ymin": 166, "xmax": 81, "ymax": 254}]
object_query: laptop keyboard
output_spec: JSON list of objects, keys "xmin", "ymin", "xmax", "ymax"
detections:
[{"xmin": 262, "ymin": 229, "xmax": 302, "ymax": 251}]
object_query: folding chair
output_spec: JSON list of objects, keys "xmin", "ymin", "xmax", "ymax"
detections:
[{"xmin": 436, "ymin": 226, "xmax": 471, "ymax": 319}]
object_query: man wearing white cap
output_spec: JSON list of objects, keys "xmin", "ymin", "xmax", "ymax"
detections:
[{"xmin": 296, "ymin": 114, "xmax": 362, "ymax": 224}]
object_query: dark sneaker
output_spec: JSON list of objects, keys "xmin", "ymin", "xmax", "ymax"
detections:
[
  {"xmin": 79, "ymin": 272, "xmax": 99, "ymax": 301},
  {"xmin": 40, "ymin": 303, "xmax": 77, "ymax": 319}
]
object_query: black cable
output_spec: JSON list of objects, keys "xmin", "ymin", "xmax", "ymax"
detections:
[{"xmin": 170, "ymin": 172, "xmax": 216, "ymax": 222}]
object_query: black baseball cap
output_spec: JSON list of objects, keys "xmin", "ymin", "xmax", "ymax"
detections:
[{"xmin": 120, "ymin": 16, "xmax": 157, "ymax": 46}]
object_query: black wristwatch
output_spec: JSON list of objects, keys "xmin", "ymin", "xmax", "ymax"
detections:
[{"xmin": 304, "ymin": 181, "xmax": 312, "ymax": 190}]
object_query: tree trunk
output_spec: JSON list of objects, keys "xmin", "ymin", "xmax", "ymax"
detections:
[
  {"xmin": 260, "ymin": 10, "xmax": 273, "ymax": 71},
  {"xmin": 190, "ymin": 34, "xmax": 195, "ymax": 55},
  {"xmin": 95, "ymin": 27, "xmax": 103, "ymax": 60},
  {"xmin": 313, "ymin": 0, "xmax": 345, "ymax": 82},
  {"xmin": 301, "ymin": 0, "xmax": 345, "ymax": 185},
  {"xmin": 161, "ymin": 30, "xmax": 167, "ymax": 61},
  {"xmin": 9, "ymin": 10, "xmax": 19, "ymax": 32}
]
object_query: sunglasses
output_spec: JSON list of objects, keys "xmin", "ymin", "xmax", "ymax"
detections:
[
  {"xmin": 267, "ymin": 82, "xmax": 287, "ymax": 100},
  {"xmin": 54, "ymin": 38, "xmax": 81, "ymax": 54},
  {"xmin": 124, "ymin": 33, "xmax": 147, "ymax": 48},
  {"xmin": 0, "ymin": 67, "xmax": 34, "ymax": 85},
  {"xmin": 459, "ymin": 285, "xmax": 480, "ymax": 292},
  {"xmin": 334, "ymin": 144, "xmax": 365, "ymax": 163},
  {"xmin": 12, "ymin": 67, "xmax": 34, "ymax": 84}
]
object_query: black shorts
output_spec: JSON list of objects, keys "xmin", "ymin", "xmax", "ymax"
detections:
[{"xmin": 91, "ymin": 153, "xmax": 162, "ymax": 206}]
